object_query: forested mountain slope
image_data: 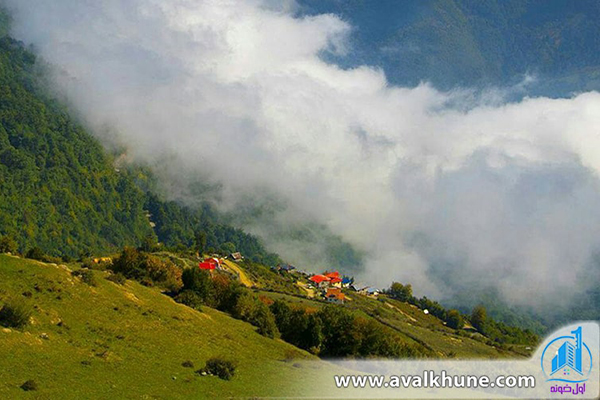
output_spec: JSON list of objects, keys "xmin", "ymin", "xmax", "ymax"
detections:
[
  {"xmin": 0, "ymin": 36, "xmax": 152, "ymax": 257},
  {"xmin": 300, "ymin": 0, "xmax": 600, "ymax": 95},
  {"xmin": 0, "ymin": 27, "xmax": 279, "ymax": 265}
]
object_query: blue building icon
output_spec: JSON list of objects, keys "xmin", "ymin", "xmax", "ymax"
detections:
[{"xmin": 551, "ymin": 327, "xmax": 583, "ymax": 376}]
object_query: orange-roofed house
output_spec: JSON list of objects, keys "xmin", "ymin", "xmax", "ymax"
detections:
[
  {"xmin": 325, "ymin": 287, "xmax": 345, "ymax": 304},
  {"xmin": 324, "ymin": 271, "xmax": 342, "ymax": 287}
]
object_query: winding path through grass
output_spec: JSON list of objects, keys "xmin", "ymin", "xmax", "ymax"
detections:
[{"xmin": 222, "ymin": 260, "xmax": 254, "ymax": 287}]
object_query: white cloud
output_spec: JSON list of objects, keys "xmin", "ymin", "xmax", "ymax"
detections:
[{"xmin": 4, "ymin": 0, "xmax": 600, "ymax": 307}]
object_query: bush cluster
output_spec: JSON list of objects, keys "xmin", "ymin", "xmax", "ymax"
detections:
[
  {"xmin": 271, "ymin": 300, "xmax": 430, "ymax": 358},
  {"xmin": 0, "ymin": 299, "xmax": 32, "ymax": 328},
  {"xmin": 72, "ymin": 269, "xmax": 97, "ymax": 286},
  {"xmin": 20, "ymin": 380, "xmax": 38, "ymax": 391},
  {"xmin": 233, "ymin": 292, "xmax": 278, "ymax": 338},
  {"xmin": 110, "ymin": 247, "xmax": 182, "ymax": 291},
  {"xmin": 106, "ymin": 272, "xmax": 127, "ymax": 285},
  {"xmin": 174, "ymin": 290, "xmax": 203, "ymax": 311},
  {"xmin": 199, "ymin": 357, "xmax": 237, "ymax": 380},
  {"xmin": 177, "ymin": 268, "xmax": 278, "ymax": 338}
]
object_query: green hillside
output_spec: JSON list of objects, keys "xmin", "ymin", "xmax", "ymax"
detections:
[
  {"xmin": 252, "ymin": 288, "xmax": 531, "ymax": 360},
  {"xmin": 0, "ymin": 248, "xmax": 539, "ymax": 397},
  {"xmin": 0, "ymin": 255, "xmax": 326, "ymax": 398}
]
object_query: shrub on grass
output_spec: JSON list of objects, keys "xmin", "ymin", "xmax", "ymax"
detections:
[
  {"xmin": 389, "ymin": 282, "xmax": 413, "ymax": 302},
  {"xmin": 0, "ymin": 299, "xmax": 32, "ymax": 328},
  {"xmin": 181, "ymin": 360, "xmax": 194, "ymax": 368},
  {"xmin": 145, "ymin": 256, "xmax": 183, "ymax": 292},
  {"xmin": 20, "ymin": 380, "xmax": 38, "ymax": 391},
  {"xmin": 174, "ymin": 290, "xmax": 203, "ymax": 311},
  {"xmin": 110, "ymin": 247, "xmax": 183, "ymax": 290},
  {"xmin": 110, "ymin": 247, "xmax": 147, "ymax": 279},
  {"xmin": 252, "ymin": 304, "xmax": 279, "ymax": 338},
  {"xmin": 72, "ymin": 269, "xmax": 97, "ymax": 286},
  {"xmin": 106, "ymin": 272, "xmax": 126, "ymax": 285},
  {"xmin": 200, "ymin": 357, "xmax": 237, "ymax": 380},
  {"xmin": 471, "ymin": 305, "xmax": 487, "ymax": 334}
]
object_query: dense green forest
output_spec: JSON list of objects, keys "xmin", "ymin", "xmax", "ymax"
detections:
[
  {"xmin": 0, "ymin": 36, "xmax": 152, "ymax": 257},
  {"xmin": 144, "ymin": 193, "xmax": 282, "ymax": 266}
]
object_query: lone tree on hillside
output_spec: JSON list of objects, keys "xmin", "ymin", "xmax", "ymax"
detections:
[
  {"xmin": 389, "ymin": 282, "xmax": 413, "ymax": 302},
  {"xmin": 471, "ymin": 305, "xmax": 487, "ymax": 334},
  {"xmin": 0, "ymin": 235, "xmax": 17, "ymax": 254},
  {"xmin": 446, "ymin": 309, "xmax": 464, "ymax": 330}
]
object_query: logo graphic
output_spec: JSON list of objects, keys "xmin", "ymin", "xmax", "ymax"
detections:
[{"xmin": 541, "ymin": 326, "xmax": 593, "ymax": 383}]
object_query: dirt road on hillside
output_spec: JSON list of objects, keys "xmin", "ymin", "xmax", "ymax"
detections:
[{"xmin": 222, "ymin": 260, "xmax": 253, "ymax": 287}]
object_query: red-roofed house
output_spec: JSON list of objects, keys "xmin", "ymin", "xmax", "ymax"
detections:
[
  {"xmin": 309, "ymin": 274, "xmax": 331, "ymax": 288},
  {"xmin": 199, "ymin": 261, "xmax": 216, "ymax": 270},
  {"xmin": 204, "ymin": 257, "xmax": 222, "ymax": 269},
  {"xmin": 329, "ymin": 276, "xmax": 343, "ymax": 288}
]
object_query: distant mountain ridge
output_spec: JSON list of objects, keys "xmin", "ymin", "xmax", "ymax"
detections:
[{"xmin": 299, "ymin": 0, "xmax": 600, "ymax": 96}]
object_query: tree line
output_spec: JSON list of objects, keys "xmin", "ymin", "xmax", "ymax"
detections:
[{"xmin": 387, "ymin": 282, "xmax": 538, "ymax": 346}]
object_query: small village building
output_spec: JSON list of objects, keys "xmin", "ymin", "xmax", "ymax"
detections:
[
  {"xmin": 341, "ymin": 276, "xmax": 353, "ymax": 288},
  {"xmin": 198, "ymin": 261, "xmax": 216, "ymax": 270},
  {"xmin": 204, "ymin": 257, "xmax": 222, "ymax": 268},
  {"xmin": 329, "ymin": 276, "xmax": 343, "ymax": 288},
  {"xmin": 355, "ymin": 285, "xmax": 370, "ymax": 294},
  {"xmin": 325, "ymin": 287, "xmax": 345, "ymax": 304},
  {"xmin": 309, "ymin": 274, "xmax": 330, "ymax": 288},
  {"xmin": 280, "ymin": 264, "xmax": 296, "ymax": 272},
  {"xmin": 230, "ymin": 252, "xmax": 243, "ymax": 262},
  {"xmin": 199, "ymin": 257, "xmax": 223, "ymax": 270},
  {"xmin": 324, "ymin": 271, "xmax": 342, "ymax": 287}
]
